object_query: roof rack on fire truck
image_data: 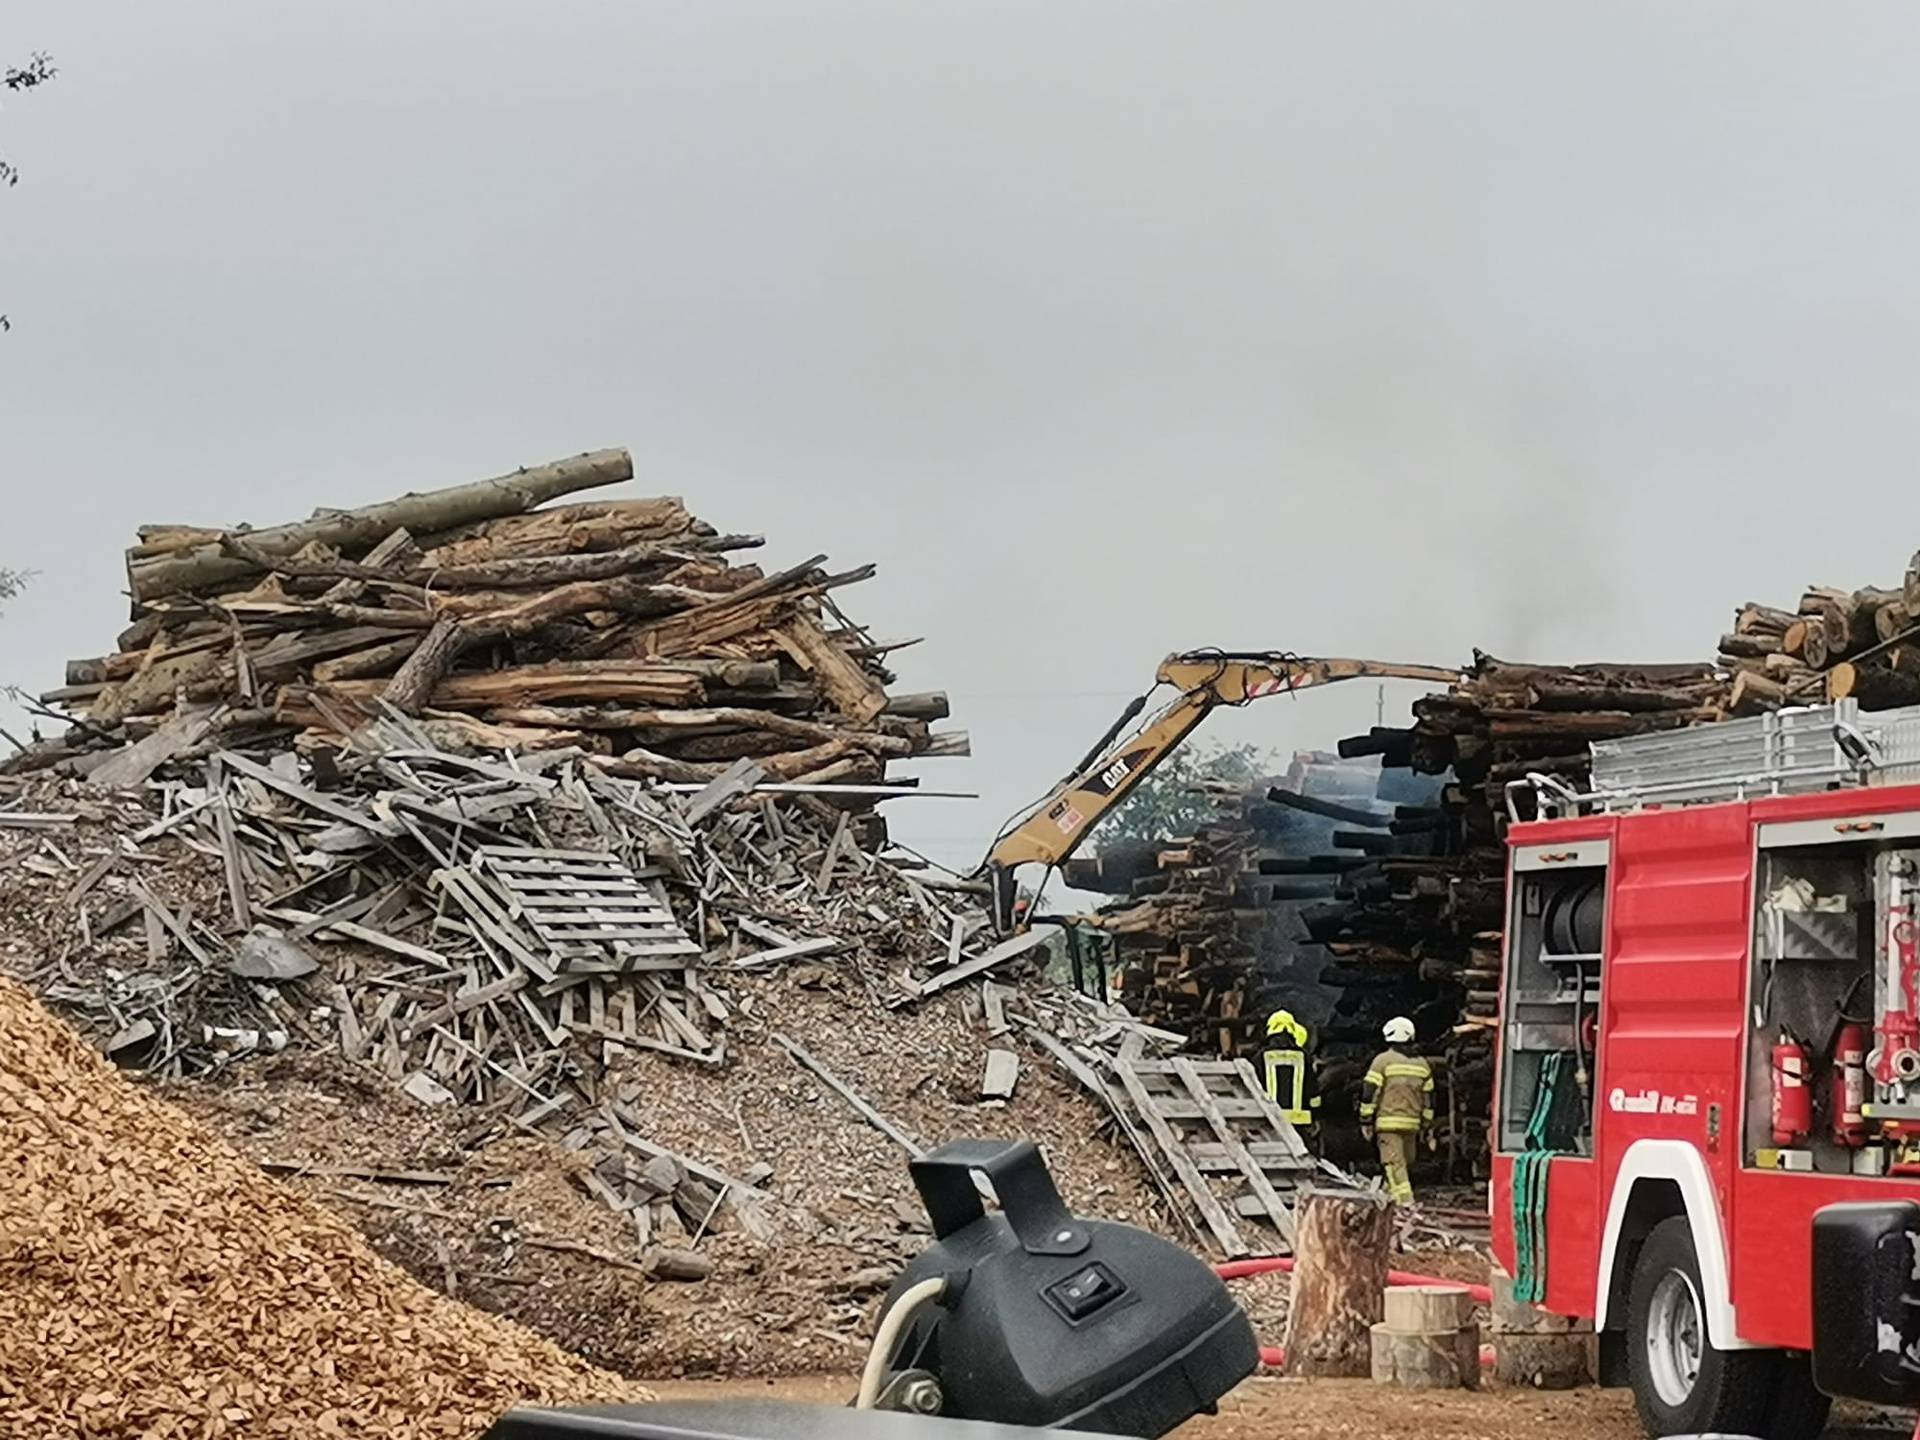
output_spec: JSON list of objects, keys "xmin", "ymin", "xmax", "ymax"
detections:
[{"xmin": 1504, "ymin": 700, "xmax": 1920, "ymax": 822}]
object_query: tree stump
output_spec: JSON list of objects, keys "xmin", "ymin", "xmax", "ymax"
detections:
[
  {"xmin": 1370, "ymin": 1321, "xmax": 1481, "ymax": 1390},
  {"xmin": 1280, "ymin": 1189, "xmax": 1393, "ymax": 1377},
  {"xmin": 1385, "ymin": 1285, "xmax": 1473, "ymax": 1333},
  {"xmin": 1490, "ymin": 1269, "xmax": 1591, "ymax": 1389},
  {"xmin": 1492, "ymin": 1332, "xmax": 1591, "ymax": 1389}
]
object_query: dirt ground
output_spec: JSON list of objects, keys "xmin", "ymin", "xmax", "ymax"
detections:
[
  {"xmin": 641, "ymin": 1374, "xmax": 1911, "ymax": 1440},
  {"xmin": 641, "ymin": 1373, "xmax": 1643, "ymax": 1439}
]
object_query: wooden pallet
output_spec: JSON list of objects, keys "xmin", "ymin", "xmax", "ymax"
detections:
[
  {"xmin": 1111, "ymin": 1055, "xmax": 1313, "ymax": 1257},
  {"xmin": 474, "ymin": 845, "xmax": 699, "ymax": 972}
]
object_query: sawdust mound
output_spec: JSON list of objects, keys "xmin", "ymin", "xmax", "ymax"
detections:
[{"xmin": 0, "ymin": 976, "xmax": 650, "ymax": 1439}]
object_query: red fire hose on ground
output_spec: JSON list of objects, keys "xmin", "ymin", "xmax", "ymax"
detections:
[{"xmin": 1216, "ymin": 1256, "xmax": 1496, "ymax": 1370}]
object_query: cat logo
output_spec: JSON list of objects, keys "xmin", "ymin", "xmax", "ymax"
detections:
[{"xmin": 1087, "ymin": 749, "xmax": 1148, "ymax": 797}]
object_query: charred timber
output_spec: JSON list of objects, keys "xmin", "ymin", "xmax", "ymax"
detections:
[{"xmin": 1264, "ymin": 787, "xmax": 1391, "ymax": 828}]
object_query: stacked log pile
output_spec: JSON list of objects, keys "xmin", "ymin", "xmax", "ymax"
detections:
[
  {"xmin": 1713, "ymin": 555, "xmax": 1920, "ymax": 714},
  {"xmin": 1070, "ymin": 754, "xmax": 1489, "ymax": 1166},
  {"xmin": 13, "ymin": 447, "xmax": 964, "ymax": 787}
]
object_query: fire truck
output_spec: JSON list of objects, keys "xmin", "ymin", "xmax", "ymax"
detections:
[{"xmin": 1491, "ymin": 701, "xmax": 1920, "ymax": 1438}]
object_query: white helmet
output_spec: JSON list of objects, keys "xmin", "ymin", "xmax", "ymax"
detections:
[{"xmin": 1383, "ymin": 1017, "xmax": 1415, "ymax": 1045}]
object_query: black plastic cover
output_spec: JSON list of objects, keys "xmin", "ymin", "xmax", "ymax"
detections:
[
  {"xmin": 885, "ymin": 1139, "xmax": 1258, "ymax": 1437},
  {"xmin": 485, "ymin": 1400, "xmax": 1126, "ymax": 1440},
  {"xmin": 1812, "ymin": 1199, "xmax": 1920, "ymax": 1403}
]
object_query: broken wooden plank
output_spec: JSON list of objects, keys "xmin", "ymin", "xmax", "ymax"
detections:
[
  {"xmin": 257, "ymin": 1160, "xmax": 457, "ymax": 1185},
  {"xmin": 914, "ymin": 928, "xmax": 1051, "ymax": 997},
  {"xmin": 210, "ymin": 761, "xmax": 252, "ymax": 931},
  {"xmin": 85, "ymin": 705, "xmax": 220, "ymax": 792},
  {"xmin": 732, "ymin": 935, "xmax": 840, "ymax": 967},
  {"xmin": 771, "ymin": 1031, "xmax": 924, "ymax": 1157},
  {"xmin": 981, "ymin": 1048, "xmax": 1020, "ymax": 1101},
  {"xmin": 0, "ymin": 811, "xmax": 81, "ymax": 829},
  {"xmin": 981, "ymin": 980, "xmax": 1008, "ymax": 1036},
  {"xmin": 218, "ymin": 749, "xmax": 399, "ymax": 835},
  {"xmin": 682, "ymin": 758, "xmax": 766, "ymax": 826}
]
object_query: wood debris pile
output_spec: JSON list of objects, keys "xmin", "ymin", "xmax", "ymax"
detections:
[
  {"xmin": 0, "ymin": 450, "xmax": 1336, "ymax": 1370},
  {"xmin": 1713, "ymin": 557, "xmax": 1920, "ymax": 713},
  {"xmin": 0, "ymin": 974, "xmax": 647, "ymax": 1440},
  {"xmin": 14, "ymin": 446, "xmax": 965, "ymax": 785}
]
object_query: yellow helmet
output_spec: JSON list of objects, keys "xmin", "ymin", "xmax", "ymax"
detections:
[{"xmin": 1266, "ymin": 1009, "xmax": 1306, "ymax": 1044}]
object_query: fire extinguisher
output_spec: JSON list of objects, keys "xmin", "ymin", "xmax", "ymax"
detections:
[
  {"xmin": 1833, "ymin": 1021, "xmax": 1869, "ymax": 1147},
  {"xmin": 1772, "ymin": 1032, "xmax": 1813, "ymax": 1147}
]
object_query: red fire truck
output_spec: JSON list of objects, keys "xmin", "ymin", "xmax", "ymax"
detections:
[{"xmin": 1490, "ymin": 702, "xmax": 1920, "ymax": 1438}]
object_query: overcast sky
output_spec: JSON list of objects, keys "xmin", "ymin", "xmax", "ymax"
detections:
[{"xmin": 5, "ymin": 3, "xmax": 1919, "ymax": 870}]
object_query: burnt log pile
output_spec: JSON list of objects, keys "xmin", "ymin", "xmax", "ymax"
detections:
[
  {"xmin": 1079, "ymin": 656, "xmax": 1744, "ymax": 1176},
  {"xmin": 1712, "ymin": 556, "xmax": 1920, "ymax": 714},
  {"xmin": 1332, "ymin": 656, "xmax": 1732, "ymax": 1172},
  {"xmin": 1069, "ymin": 753, "xmax": 1475, "ymax": 1166}
]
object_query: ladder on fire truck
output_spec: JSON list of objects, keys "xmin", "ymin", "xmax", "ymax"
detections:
[{"xmin": 1507, "ymin": 699, "xmax": 1920, "ymax": 819}]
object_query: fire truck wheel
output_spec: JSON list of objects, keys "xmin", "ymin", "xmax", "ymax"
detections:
[
  {"xmin": 1759, "ymin": 1352, "xmax": 1831, "ymax": 1440},
  {"xmin": 1627, "ymin": 1217, "xmax": 1775, "ymax": 1437}
]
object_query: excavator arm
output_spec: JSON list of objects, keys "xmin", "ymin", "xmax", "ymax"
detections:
[{"xmin": 976, "ymin": 650, "xmax": 1458, "ymax": 929}]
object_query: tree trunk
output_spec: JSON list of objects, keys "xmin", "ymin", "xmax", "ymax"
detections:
[
  {"xmin": 1735, "ymin": 603, "xmax": 1799, "ymax": 636},
  {"xmin": 1370, "ymin": 1322, "xmax": 1480, "ymax": 1390},
  {"xmin": 311, "ymin": 634, "xmax": 422, "ymax": 683},
  {"xmin": 383, "ymin": 616, "xmax": 467, "ymax": 716},
  {"xmin": 1877, "ymin": 600, "xmax": 1915, "ymax": 644},
  {"xmin": 418, "ymin": 497, "xmax": 692, "ymax": 567},
  {"xmin": 1802, "ymin": 588, "xmax": 1870, "ymax": 658},
  {"xmin": 1280, "ymin": 1189, "xmax": 1394, "ymax": 1377},
  {"xmin": 434, "ymin": 574, "xmax": 689, "ymax": 630},
  {"xmin": 776, "ymin": 612, "xmax": 889, "ymax": 723},
  {"xmin": 1729, "ymin": 669, "xmax": 1788, "ymax": 716},
  {"xmin": 1718, "ymin": 632, "xmax": 1780, "ymax": 659},
  {"xmin": 1827, "ymin": 661, "xmax": 1920, "ymax": 711},
  {"xmin": 126, "ymin": 448, "xmax": 633, "ymax": 603},
  {"xmin": 417, "ymin": 534, "xmax": 761, "ymax": 589}
]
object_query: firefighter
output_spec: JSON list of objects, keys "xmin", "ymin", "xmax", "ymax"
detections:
[
  {"xmin": 1359, "ymin": 1016, "xmax": 1433, "ymax": 1206},
  {"xmin": 1261, "ymin": 1008, "xmax": 1320, "ymax": 1136}
]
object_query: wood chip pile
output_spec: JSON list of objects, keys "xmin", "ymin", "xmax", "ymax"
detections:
[
  {"xmin": 13, "ymin": 447, "xmax": 965, "ymax": 784},
  {"xmin": 0, "ymin": 974, "xmax": 647, "ymax": 1439}
]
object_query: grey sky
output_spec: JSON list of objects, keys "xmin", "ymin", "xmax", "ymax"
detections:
[{"xmin": 4, "ymin": 3, "xmax": 1919, "ymax": 871}]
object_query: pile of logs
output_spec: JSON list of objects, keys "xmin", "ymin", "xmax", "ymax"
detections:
[
  {"xmin": 1332, "ymin": 657, "xmax": 1732, "ymax": 1172},
  {"xmin": 1069, "ymin": 753, "xmax": 1495, "ymax": 1168},
  {"xmin": 11, "ymin": 448, "xmax": 965, "ymax": 787},
  {"xmin": 1074, "ymin": 656, "xmax": 1748, "ymax": 1177},
  {"xmin": 1715, "ymin": 557, "xmax": 1920, "ymax": 714}
]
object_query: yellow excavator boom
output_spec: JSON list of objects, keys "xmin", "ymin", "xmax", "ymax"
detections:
[{"xmin": 975, "ymin": 650, "xmax": 1458, "ymax": 928}]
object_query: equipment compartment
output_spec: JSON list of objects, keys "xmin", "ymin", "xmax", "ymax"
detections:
[
  {"xmin": 1744, "ymin": 839, "xmax": 1884, "ymax": 1174},
  {"xmin": 1498, "ymin": 857, "xmax": 1605, "ymax": 1155}
]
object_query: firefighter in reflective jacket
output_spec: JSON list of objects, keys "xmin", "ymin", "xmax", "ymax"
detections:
[
  {"xmin": 1360, "ymin": 1016, "xmax": 1433, "ymax": 1206},
  {"xmin": 1261, "ymin": 1009, "xmax": 1319, "ymax": 1134}
]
